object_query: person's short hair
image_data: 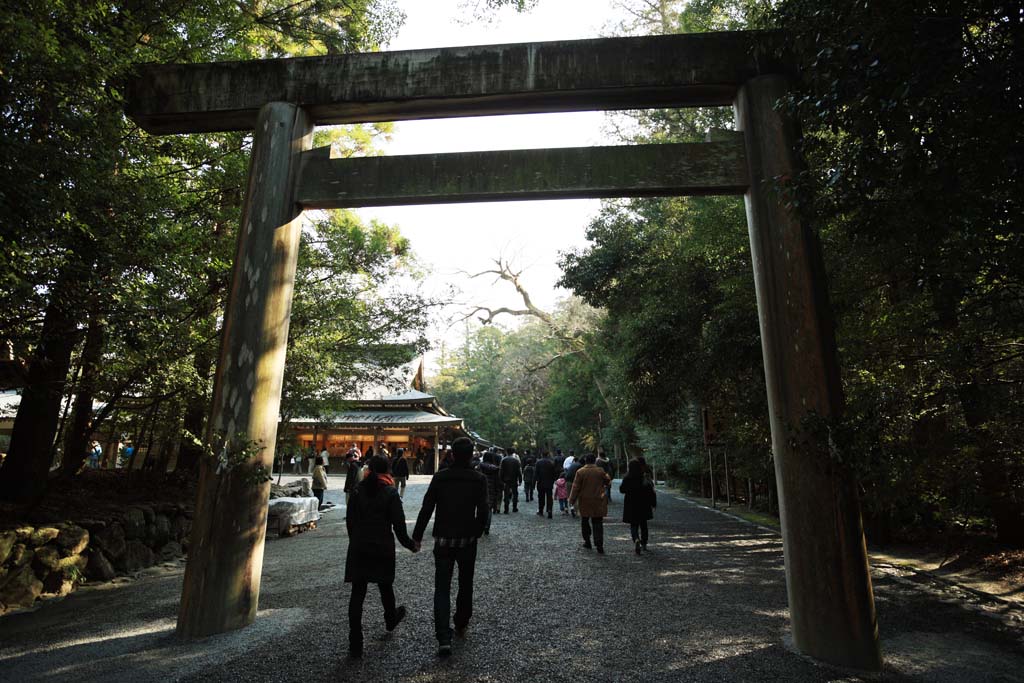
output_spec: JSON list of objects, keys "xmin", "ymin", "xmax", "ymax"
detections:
[
  {"xmin": 584, "ymin": 453, "xmax": 597, "ymax": 464},
  {"xmin": 452, "ymin": 437, "xmax": 474, "ymax": 462},
  {"xmin": 369, "ymin": 455, "xmax": 390, "ymax": 474}
]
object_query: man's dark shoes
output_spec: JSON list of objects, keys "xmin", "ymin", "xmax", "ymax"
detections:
[
  {"xmin": 438, "ymin": 643, "xmax": 453, "ymax": 658},
  {"xmin": 547, "ymin": 512, "xmax": 552, "ymax": 519},
  {"xmin": 349, "ymin": 641, "xmax": 363, "ymax": 659},
  {"xmin": 536, "ymin": 510, "xmax": 543, "ymax": 516},
  {"xmin": 597, "ymin": 547, "xmax": 605, "ymax": 554},
  {"xmin": 455, "ymin": 625, "xmax": 468, "ymax": 638},
  {"xmin": 635, "ymin": 540, "xmax": 642, "ymax": 555},
  {"xmin": 582, "ymin": 542, "xmax": 592, "ymax": 550},
  {"xmin": 513, "ymin": 507, "xmax": 518, "ymax": 512},
  {"xmin": 385, "ymin": 605, "xmax": 407, "ymax": 632}
]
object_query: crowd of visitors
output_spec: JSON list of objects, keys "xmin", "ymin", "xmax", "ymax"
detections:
[{"xmin": 291, "ymin": 438, "xmax": 656, "ymax": 660}]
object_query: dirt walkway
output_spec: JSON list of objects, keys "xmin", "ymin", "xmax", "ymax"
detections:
[{"xmin": 1, "ymin": 476, "xmax": 1022, "ymax": 682}]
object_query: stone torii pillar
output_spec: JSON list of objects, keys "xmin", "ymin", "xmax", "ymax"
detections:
[
  {"xmin": 176, "ymin": 102, "xmax": 313, "ymax": 638},
  {"xmin": 735, "ymin": 75, "xmax": 880, "ymax": 669}
]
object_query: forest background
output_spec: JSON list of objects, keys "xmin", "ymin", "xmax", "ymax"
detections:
[{"xmin": 0, "ymin": 0, "xmax": 1021, "ymax": 555}]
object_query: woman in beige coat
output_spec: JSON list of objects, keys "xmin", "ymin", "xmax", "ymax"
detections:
[{"xmin": 569, "ymin": 453, "xmax": 612, "ymax": 553}]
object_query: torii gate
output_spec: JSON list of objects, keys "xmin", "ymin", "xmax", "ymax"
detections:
[{"xmin": 126, "ymin": 30, "xmax": 881, "ymax": 670}]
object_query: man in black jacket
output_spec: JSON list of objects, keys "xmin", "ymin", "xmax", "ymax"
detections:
[
  {"xmin": 499, "ymin": 449, "xmax": 523, "ymax": 513},
  {"xmin": 391, "ymin": 448, "xmax": 410, "ymax": 498},
  {"xmin": 533, "ymin": 452, "xmax": 557, "ymax": 519},
  {"xmin": 413, "ymin": 437, "xmax": 489, "ymax": 658}
]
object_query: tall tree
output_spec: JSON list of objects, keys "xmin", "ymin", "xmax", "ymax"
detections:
[{"xmin": 0, "ymin": 0, "xmax": 405, "ymax": 501}]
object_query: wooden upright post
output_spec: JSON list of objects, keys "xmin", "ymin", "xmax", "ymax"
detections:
[
  {"xmin": 735, "ymin": 75, "xmax": 881, "ymax": 670},
  {"xmin": 177, "ymin": 102, "xmax": 313, "ymax": 639}
]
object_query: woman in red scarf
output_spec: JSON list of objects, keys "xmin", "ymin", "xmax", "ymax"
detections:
[{"xmin": 344, "ymin": 455, "xmax": 418, "ymax": 658}]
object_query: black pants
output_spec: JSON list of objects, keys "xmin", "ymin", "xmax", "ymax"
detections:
[
  {"xmin": 524, "ymin": 481, "xmax": 535, "ymax": 501},
  {"xmin": 313, "ymin": 489, "xmax": 324, "ymax": 507},
  {"xmin": 581, "ymin": 516, "xmax": 604, "ymax": 550},
  {"xmin": 348, "ymin": 580, "xmax": 396, "ymax": 647},
  {"xmin": 502, "ymin": 481, "xmax": 519, "ymax": 511},
  {"xmin": 537, "ymin": 485, "xmax": 553, "ymax": 515},
  {"xmin": 630, "ymin": 520, "xmax": 649, "ymax": 546},
  {"xmin": 433, "ymin": 543, "xmax": 477, "ymax": 644}
]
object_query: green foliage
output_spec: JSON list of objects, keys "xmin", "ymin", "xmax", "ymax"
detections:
[
  {"xmin": 770, "ymin": 0, "xmax": 1024, "ymax": 543},
  {"xmin": 281, "ymin": 209, "xmax": 436, "ymax": 423},
  {"xmin": 0, "ymin": 1, "xmax": 412, "ymax": 494}
]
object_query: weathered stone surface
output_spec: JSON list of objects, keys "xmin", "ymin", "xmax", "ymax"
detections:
[
  {"xmin": 123, "ymin": 509, "xmax": 147, "ymax": 540},
  {"xmin": 122, "ymin": 540, "xmax": 155, "ymax": 573},
  {"xmin": 29, "ymin": 526, "xmax": 60, "ymax": 547},
  {"xmin": 298, "ymin": 140, "xmax": 749, "ymax": 210},
  {"xmin": 153, "ymin": 515, "xmax": 172, "ymax": 546},
  {"xmin": 159, "ymin": 541, "xmax": 183, "ymax": 562},
  {"xmin": 85, "ymin": 550, "xmax": 116, "ymax": 582},
  {"xmin": 94, "ymin": 523, "xmax": 126, "ymax": 560},
  {"xmin": 0, "ymin": 565, "xmax": 43, "ymax": 608},
  {"xmin": 126, "ymin": 30, "xmax": 787, "ymax": 134},
  {"xmin": 269, "ymin": 481, "xmax": 308, "ymax": 499},
  {"xmin": 33, "ymin": 545, "xmax": 61, "ymax": 573},
  {"xmin": 41, "ymin": 570, "xmax": 75, "ymax": 597},
  {"xmin": 9, "ymin": 544, "xmax": 33, "ymax": 568},
  {"xmin": 0, "ymin": 530, "xmax": 16, "ymax": 565},
  {"xmin": 56, "ymin": 524, "xmax": 90, "ymax": 556}
]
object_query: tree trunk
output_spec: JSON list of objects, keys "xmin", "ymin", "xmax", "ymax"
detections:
[
  {"xmin": 0, "ymin": 274, "xmax": 81, "ymax": 502},
  {"xmin": 958, "ymin": 383, "xmax": 1024, "ymax": 546},
  {"xmin": 61, "ymin": 310, "xmax": 106, "ymax": 477}
]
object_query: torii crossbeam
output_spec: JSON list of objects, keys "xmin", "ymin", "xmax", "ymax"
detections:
[{"xmin": 126, "ymin": 30, "xmax": 881, "ymax": 670}]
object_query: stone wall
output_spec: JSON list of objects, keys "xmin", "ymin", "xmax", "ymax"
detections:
[{"xmin": 0, "ymin": 503, "xmax": 192, "ymax": 614}]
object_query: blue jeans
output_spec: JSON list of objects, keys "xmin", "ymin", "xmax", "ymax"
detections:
[
  {"xmin": 433, "ymin": 542, "xmax": 478, "ymax": 643},
  {"xmin": 558, "ymin": 499, "xmax": 568, "ymax": 511}
]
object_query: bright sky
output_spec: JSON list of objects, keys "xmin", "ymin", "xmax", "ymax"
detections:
[{"xmin": 355, "ymin": 0, "xmax": 627, "ymax": 366}]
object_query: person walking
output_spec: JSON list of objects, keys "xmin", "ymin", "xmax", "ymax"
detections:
[
  {"xmin": 569, "ymin": 453, "xmax": 611, "ymax": 553},
  {"xmin": 522, "ymin": 457, "xmax": 536, "ymax": 503},
  {"xmin": 480, "ymin": 451, "xmax": 502, "ymax": 518},
  {"xmin": 312, "ymin": 461, "xmax": 328, "ymax": 509},
  {"xmin": 620, "ymin": 458, "xmax": 657, "ymax": 554},
  {"xmin": 554, "ymin": 474, "xmax": 569, "ymax": 514},
  {"xmin": 412, "ymin": 437, "xmax": 489, "ymax": 658},
  {"xmin": 343, "ymin": 451, "xmax": 363, "ymax": 510},
  {"xmin": 534, "ymin": 451, "xmax": 557, "ymax": 519},
  {"xmin": 345, "ymin": 455, "xmax": 418, "ymax": 658},
  {"xmin": 391, "ymin": 448, "xmax": 410, "ymax": 498},
  {"xmin": 565, "ymin": 455, "xmax": 583, "ymax": 518},
  {"xmin": 499, "ymin": 450, "xmax": 523, "ymax": 513}
]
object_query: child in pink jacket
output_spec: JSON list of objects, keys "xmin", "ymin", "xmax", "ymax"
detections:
[{"xmin": 554, "ymin": 476, "xmax": 569, "ymax": 514}]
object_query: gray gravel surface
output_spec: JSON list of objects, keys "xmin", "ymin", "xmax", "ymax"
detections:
[{"xmin": 1, "ymin": 475, "xmax": 1022, "ymax": 682}]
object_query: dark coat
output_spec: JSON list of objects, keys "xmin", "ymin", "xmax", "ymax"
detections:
[
  {"xmin": 413, "ymin": 463, "xmax": 488, "ymax": 541},
  {"xmin": 534, "ymin": 457, "xmax": 557, "ymax": 488},
  {"xmin": 620, "ymin": 476, "xmax": 656, "ymax": 523},
  {"xmin": 391, "ymin": 455, "xmax": 410, "ymax": 479},
  {"xmin": 343, "ymin": 458, "xmax": 362, "ymax": 493},
  {"xmin": 523, "ymin": 463, "xmax": 536, "ymax": 485},
  {"xmin": 344, "ymin": 480, "xmax": 415, "ymax": 584},
  {"xmin": 479, "ymin": 461, "xmax": 501, "ymax": 507},
  {"xmin": 499, "ymin": 456, "xmax": 522, "ymax": 484}
]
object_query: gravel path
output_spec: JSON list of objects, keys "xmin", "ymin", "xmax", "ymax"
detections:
[{"xmin": 1, "ymin": 475, "xmax": 1022, "ymax": 682}]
